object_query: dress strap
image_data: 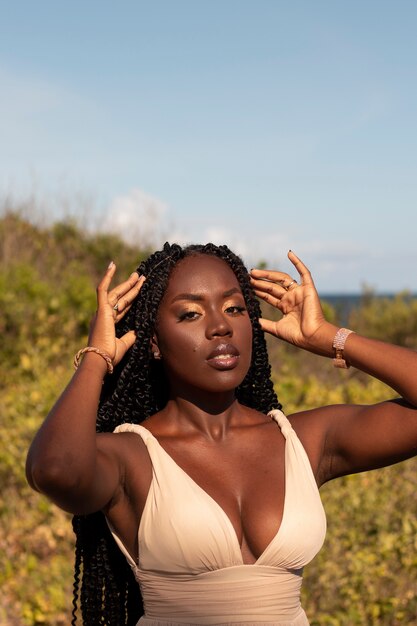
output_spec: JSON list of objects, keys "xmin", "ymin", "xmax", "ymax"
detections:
[
  {"xmin": 268, "ymin": 409, "xmax": 293, "ymax": 437},
  {"xmin": 113, "ymin": 422, "xmax": 172, "ymax": 476},
  {"xmin": 113, "ymin": 422, "xmax": 154, "ymax": 442}
]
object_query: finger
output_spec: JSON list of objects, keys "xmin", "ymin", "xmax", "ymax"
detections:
[
  {"xmin": 250, "ymin": 276, "xmax": 287, "ymax": 298},
  {"xmin": 110, "ymin": 274, "xmax": 145, "ymax": 311},
  {"xmin": 257, "ymin": 317, "xmax": 279, "ymax": 336},
  {"xmin": 287, "ymin": 251, "xmax": 314, "ymax": 286},
  {"xmin": 119, "ymin": 330, "xmax": 137, "ymax": 352},
  {"xmin": 251, "ymin": 273, "xmax": 300, "ymax": 295},
  {"xmin": 109, "ymin": 272, "xmax": 140, "ymax": 304},
  {"xmin": 250, "ymin": 268, "xmax": 294, "ymax": 284},
  {"xmin": 253, "ymin": 288, "xmax": 282, "ymax": 309},
  {"xmin": 97, "ymin": 262, "xmax": 117, "ymax": 307},
  {"xmin": 113, "ymin": 295, "xmax": 136, "ymax": 320},
  {"xmin": 286, "ymin": 279, "xmax": 299, "ymax": 291}
]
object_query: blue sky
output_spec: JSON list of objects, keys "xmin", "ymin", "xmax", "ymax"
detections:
[{"xmin": 1, "ymin": 1, "xmax": 416, "ymax": 292}]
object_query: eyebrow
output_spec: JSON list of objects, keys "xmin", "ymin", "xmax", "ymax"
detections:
[{"xmin": 171, "ymin": 287, "xmax": 242, "ymax": 303}]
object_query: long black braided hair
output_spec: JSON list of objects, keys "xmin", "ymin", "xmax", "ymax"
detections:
[{"xmin": 71, "ymin": 242, "xmax": 282, "ymax": 625}]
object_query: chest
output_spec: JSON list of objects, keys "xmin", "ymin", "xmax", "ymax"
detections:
[
  {"xmin": 106, "ymin": 419, "xmax": 326, "ymax": 574},
  {"xmin": 160, "ymin": 429, "xmax": 287, "ymax": 562}
]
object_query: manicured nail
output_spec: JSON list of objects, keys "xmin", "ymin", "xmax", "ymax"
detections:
[{"xmin": 108, "ymin": 261, "xmax": 114, "ymax": 269}]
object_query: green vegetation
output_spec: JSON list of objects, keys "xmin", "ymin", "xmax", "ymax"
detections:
[{"xmin": 1, "ymin": 210, "xmax": 416, "ymax": 625}]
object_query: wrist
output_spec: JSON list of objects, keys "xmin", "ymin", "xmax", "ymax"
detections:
[
  {"xmin": 74, "ymin": 347, "xmax": 114, "ymax": 375},
  {"xmin": 306, "ymin": 322, "xmax": 340, "ymax": 358},
  {"xmin": 80, "ymin": 351, "xmax": 109, "ymax": 376}
]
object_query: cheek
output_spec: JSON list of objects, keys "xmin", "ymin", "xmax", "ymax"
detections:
[
  {"xmin": 157, "ymin": 323, "xmax": 203, "ymax": 359},
  {"xmin": 158, "ymin": 325, "xmax": 208, "ymax": 386}
]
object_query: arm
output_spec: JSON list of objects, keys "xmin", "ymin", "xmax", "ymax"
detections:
[
  {"xmin": 26, "ymin": 263, "xmax": 145, "ymax": 514},
  {"xmin": 250, "ymin": 252, "xmax": 417, "ymax": 481}
]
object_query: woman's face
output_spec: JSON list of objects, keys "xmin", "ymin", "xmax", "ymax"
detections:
[{"xmin": 154, "ymin": 254, "xmax": 253, "ymax": 398}]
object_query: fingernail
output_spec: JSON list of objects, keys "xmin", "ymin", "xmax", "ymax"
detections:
[{"xmin": 108, "ymin": 260, "xmax": 114, "ymax": 269}]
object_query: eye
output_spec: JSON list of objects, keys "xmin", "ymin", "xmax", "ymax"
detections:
[
  {"xmin": 178, "ymin": 310, "xmax": 201, "ymax": 322},
  {"xmin": 225, "ymin": 305, "xmax": 246, "ymax": 315}
]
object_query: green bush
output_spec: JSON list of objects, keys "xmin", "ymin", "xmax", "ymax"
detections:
[{"xmin": 1, "ymin": 210, "xmax": 416, "ymax": 624}]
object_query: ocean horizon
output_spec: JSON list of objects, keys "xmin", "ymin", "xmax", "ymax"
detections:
[{"xmin": 320, "ymin": 292, "xmax": 417, "ymax": 325}]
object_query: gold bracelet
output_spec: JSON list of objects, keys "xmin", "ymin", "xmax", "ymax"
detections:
[
  {"xmin": 332, "ymin": 328, "xmax": 354, "ymax": 369},
  {"xmin": 73, "ymin": 347, "xmax": 114, "ymax": 374}
]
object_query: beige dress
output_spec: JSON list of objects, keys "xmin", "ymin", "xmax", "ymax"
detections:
[{"xmin": 109, "ymin": 410, "xmax": 326, "ymax": 625}]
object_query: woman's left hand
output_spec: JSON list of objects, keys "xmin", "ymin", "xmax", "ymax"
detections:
[{"xmin": 250, "ymin": 251, "xmax": 335, "ymax": 354}]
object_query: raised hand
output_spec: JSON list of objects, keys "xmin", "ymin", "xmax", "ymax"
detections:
[
  {"xmin": 88, "ymin": 262, "xmax": 146, "ymax": 366},
  {"xmin": 250, "ymin": 251, "xmax": 333, "ymax": 353}
]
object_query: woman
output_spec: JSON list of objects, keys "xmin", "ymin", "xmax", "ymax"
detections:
[{"xmin": 26, "ymin": 242, "xmax": 417, "ymax": 626}]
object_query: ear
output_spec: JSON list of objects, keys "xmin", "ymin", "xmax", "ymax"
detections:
[{"xmin": 150, "ymin": 334, "xmax": 162, "ymax": 360}]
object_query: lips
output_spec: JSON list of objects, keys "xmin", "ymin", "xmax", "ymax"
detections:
[{"xmin": 206, "ymin": 343, "xmax": 240, "ymax": 370}]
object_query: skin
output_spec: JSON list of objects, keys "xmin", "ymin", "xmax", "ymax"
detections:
[{"xmin": 26, "ymin": 251, "xmax": 417, "ymax": 567}]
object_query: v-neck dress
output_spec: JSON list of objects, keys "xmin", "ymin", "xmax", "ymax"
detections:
[{"xmin": 108, "ymin": 410, "xmax": 326, "ymax": 625}]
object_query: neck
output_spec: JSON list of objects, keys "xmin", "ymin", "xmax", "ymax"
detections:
[{"xmin": 161, "ymin": 393, "xmax": 244, "ymax": 439}]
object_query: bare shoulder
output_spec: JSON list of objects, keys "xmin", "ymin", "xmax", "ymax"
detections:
[
  {"xmin": 96, "ymin": 427, "xmax": 154, "ymax": 558},
  {"xmin": 287, "ymin": 403, "xmax": 361, "ymax": 436},
  {"xmin": 96, "ymin": 427, "xmax": 153, "ymax": 495},
  {"xmin": 287, "ymin": 405, "xmax": 327, "ymax": 432},
  {"xmin": 289, "ymin": 399, "xmax": 417, "ymax": 482},
  {"xmin": 97, "ymin": 427, "xmax": 149, "ymax": 455}
]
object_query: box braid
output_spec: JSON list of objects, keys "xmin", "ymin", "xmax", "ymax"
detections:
[{"xmin": 71, "ymin": 242, "xmax": 282, "ymax": 625}]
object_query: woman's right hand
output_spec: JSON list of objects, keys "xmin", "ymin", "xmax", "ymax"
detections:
[
  {"xmin": 88, "ymin": 261, "xmax": 146, "ymax": 366},
  {"xmin": 26, "ymin": 261, "xmax": 146, "ymax": 507}
]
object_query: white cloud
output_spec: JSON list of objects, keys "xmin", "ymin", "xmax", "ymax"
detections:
[
  {"xmin": 103, "ymin": 188, "xmax": 168, "ymax": 247},
  {"xmin": 100, "ymin": 200, "xmax": 411, "ymax": 292},
  {"xmin": 158, "ymin": 223, "xmax": 291, "ymax": 270}
]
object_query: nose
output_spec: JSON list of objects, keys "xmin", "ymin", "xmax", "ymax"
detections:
[{"xmin": 205, "ymin": 308, "xmax": 232, "ymax": 339}]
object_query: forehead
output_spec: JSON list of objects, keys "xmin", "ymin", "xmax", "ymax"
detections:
[{"xmin": 164, "ymin": 254, "xmax": 241, "ymax": 297}]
